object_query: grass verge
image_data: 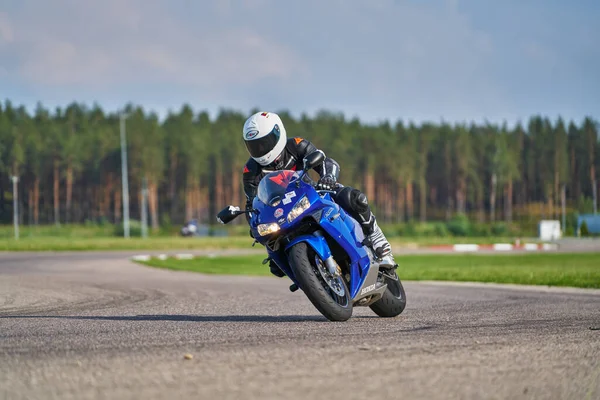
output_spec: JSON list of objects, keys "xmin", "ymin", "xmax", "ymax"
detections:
[
  {"xmin": 0, "ymin": 235, "xmax": 540, "ymax": 252},
  {"xmin": 137, "ymin": 253, "xmax": 600, "ymax": 289},
  {"xmin": 0, "ymin": 236, "xmax": 254, "ymax": 251}
]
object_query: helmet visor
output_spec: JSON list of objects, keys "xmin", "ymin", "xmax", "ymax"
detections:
[{"xmin": 245, "ymin": 125, "xmax": 281, "ymax": 158}]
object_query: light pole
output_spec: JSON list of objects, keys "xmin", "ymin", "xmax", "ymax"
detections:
[
  {"xmin": 593, "ymin": 179, "xmax": 598, "ymax": 215},
  {"xmin": 120, "ymin": 112, "xmax": 131, "ymax": 238},
  {"xmin": 11, "ymin": 176, "xmax": 19, "ymax": 240},
  {"xmin": 561, "ymin": 184, "xmax": 566, "ymax": 235},
  {"xmin": 141, "ymin": 177, "xmax": 148, "ymax": 239}
]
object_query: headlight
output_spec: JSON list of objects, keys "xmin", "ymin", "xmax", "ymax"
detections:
[
  {"xmin": 287, "ymin": 196, "xmax": 310, "ymax": 223},
  {"xmin": 257, "ymin": 223, "xmax": 280, "ymax": 236}
]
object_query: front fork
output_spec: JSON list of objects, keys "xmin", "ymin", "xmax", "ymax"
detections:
[
  {"xmin": 278, "ymin": 231, "xmax": 342, "ymax": 288},
  {"xmin": 314, "ymin": 231, "xmax": 342, "ymax": 276}
]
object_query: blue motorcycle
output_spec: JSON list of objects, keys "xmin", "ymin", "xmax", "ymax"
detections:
[{"xmin": 217, "ymin": 151, "xmax": 406, "ymax": 321}]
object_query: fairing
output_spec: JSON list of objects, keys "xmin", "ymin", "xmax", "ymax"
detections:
[{"xmin": 249, "ymin": 170, "xmax": 383, "ymax": 302}]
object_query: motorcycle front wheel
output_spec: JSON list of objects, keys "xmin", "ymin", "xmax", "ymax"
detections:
[{"xmin": 288, "ymin": 242, "xmax": 353, "ymax": 322}]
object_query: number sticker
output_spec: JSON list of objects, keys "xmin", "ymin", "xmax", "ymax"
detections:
[{"xmin": 282, "ymin": 191, "xmax": 297, "ymax": 205}]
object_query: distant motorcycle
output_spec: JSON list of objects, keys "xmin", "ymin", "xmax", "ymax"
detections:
[
  {"xmin": 180, "ymin": 220, "xmax": 199, "ymax": 237},
  {"xmin": 217, "ymin": 151, "xmax": 406, "ymax": 321},
  {"xmin": 180, "ymin": 220, "xmax": 209, "ymax": 237}
]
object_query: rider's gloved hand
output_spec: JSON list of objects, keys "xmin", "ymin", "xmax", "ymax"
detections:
[{"xmin": 316, "ymin": 174, "xmax": 337, "ymax": 190}]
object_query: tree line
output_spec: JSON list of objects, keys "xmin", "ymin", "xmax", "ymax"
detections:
[{"xmin": 0, "ymin": 100, "xmax": 598, "ymax": 231}]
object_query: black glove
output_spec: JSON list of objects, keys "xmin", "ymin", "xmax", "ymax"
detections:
[{"xmin": 316, "ymin": 174, "xmax": 337, "ymax": 190}]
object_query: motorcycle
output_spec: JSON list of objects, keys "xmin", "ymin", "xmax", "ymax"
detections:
[{"xmin": 217, "ymin": 151, "xmax": 406, "ymax": 321}]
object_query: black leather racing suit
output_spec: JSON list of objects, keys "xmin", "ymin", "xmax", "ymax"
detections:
[{"xmin": 242, "ymin": 137, "xmax": 376, "ymax": 234}]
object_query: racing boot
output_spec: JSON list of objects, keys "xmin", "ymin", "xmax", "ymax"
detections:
[
  {"xmin": 361, "ymin": 214, "xmax": 392, "ymax": 258},
  {"xmin": 350, "ymin": 191, "xmax": 392, "ymax": 258}
]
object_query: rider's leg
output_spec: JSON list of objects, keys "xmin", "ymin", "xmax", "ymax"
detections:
[{"xmin": 333, "ymin": 186, "xmax": 392, "ymax": 258}]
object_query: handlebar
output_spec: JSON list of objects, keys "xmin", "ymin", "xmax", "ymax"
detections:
[
  {"xmin": 308, "ymin": 177, "xmax": 337, "ymax": 195},
  {"xmin": 297, "ymin": 169, "xmax": 337, "ymax": 195}
]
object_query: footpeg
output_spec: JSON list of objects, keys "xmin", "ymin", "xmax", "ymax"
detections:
[
  {"xmin": 378, "ymin": 255, "xmax": 397, "ymax": 269},
  {"xmin": 289, "ymin": 283, "xmax": 299, "ymax": 292}
]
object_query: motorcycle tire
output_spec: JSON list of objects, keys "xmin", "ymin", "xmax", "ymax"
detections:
[
  {"xmin": 369, "ymin": 271, "xmax": 406, "ymax": 318},
  {"xmin": 288, "ymin": 242, "xmax": 353, "ymax": 322}
]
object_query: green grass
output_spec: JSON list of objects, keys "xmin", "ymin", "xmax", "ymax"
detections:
[
  {"xmin": 138, "ymin": 253, "xmax": 600, "ymax": 289},
  {"xmin": 397, "ymin": 253, "xmax": 600, "ymax": 288},
  {"xmin": 0, "ymin": 224, "xmax": 119, "ymax": 239},
  {"xmin": 0, "ymin": 236, "xmax": 255, "ymax": 251},
  {"xmin": 0, "ymin": 236, "xmax": 533, "ymax": 252},
  {"xmin": 141, "ymin": 255, "xmax": 275, "ymax": 276},
  {"xmin": 0, "ymin": 223, "xmax": 544, "ymax": 252},
  {"xmin": 0, "ymin": 227, "xmax": 539, "ymax": 252},
  {"xmin": 388, "ymin": 236, "xmax": 540, "ymax": 246},
  {"xmin": 0, "ymin": 223, "xmax": 253, "ymax": 251}
]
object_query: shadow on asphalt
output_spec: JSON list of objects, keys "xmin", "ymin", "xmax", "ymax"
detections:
[
  {"xmin": 0, "ymin": 314, "xmax": 336, "ymax": 322},
  {"xmin": 0, "ymin": 314, "xmax": 423, "ymax": 323},
  {"xmin": 0, "ymin": 314, "xmax": 438, "ymax": 332}
]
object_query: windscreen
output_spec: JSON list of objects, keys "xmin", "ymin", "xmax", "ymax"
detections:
[{"xmin": 256, "ymin": 170, "xmax": 299, "ymax": 205}]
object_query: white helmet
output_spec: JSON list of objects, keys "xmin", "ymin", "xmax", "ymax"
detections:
[{"xmin": 242, "ymin": 111, "xmax": 287, "ymax": 166}]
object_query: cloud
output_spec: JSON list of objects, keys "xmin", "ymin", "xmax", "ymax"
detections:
[
  {"xmin": 0, "ymin": 0, "xmax": 597, "ymax": 124},
  {"xmin": 1, "ymin": 0, "xmax": 307, "ymax": 88},
  {"xmin": 130, "ymin": 29, "xmax": 307, "ymax": 87},
  {"xmin": 521, "ymin": 40, "xmax": 557, "ymax": 64},
  {"xmin": 262, "ymin": 0, "xmax": 504, "ymax": 121},
  {"xmin": 0, "ymin": 12, "xmax": 13, "ymax": 44}
]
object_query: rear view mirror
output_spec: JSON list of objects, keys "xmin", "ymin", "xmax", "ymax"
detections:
[
  {"xmin": 303, "ymin": 151, "xmax": 325, "ymax": 171},
  {"xmin": 217, "ymin": 205, "xmax": 244, "ymax": 224}
]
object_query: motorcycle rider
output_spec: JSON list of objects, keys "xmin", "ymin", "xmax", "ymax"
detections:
[{"xmin": 242, "ymin": 111, "xmax": 393, "ymax": 277}]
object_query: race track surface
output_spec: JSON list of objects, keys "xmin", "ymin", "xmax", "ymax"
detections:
[{"xmin": 1, "ymin": 252, "xmax": 599, "ymax": 400}]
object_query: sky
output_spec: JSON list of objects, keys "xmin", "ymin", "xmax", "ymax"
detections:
[{"xmin": 0, "ymin": 0, "xmax": 599, "ymax": 126}]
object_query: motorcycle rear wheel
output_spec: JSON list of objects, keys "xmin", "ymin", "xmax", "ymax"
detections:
[
  {"xmin": 369, "ymin": 270, "xmax": 406, "ymax": 318},
  {"xmin": 288, "ymin": 242, "xmax": 353, "ymax": 322}
]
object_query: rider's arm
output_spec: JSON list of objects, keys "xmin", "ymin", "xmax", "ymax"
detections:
[
  {"xmin": 242, "ymin": 159, "xmax": 262, "ymax": 224},
  {"xmin": 294, "ymin": 138, "xmax": 340, "ymax": 181}
]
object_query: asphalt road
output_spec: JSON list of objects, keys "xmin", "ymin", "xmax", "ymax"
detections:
[{"xmin": 0, "ymin": 252, "xmax": 599, "ymax": 400}]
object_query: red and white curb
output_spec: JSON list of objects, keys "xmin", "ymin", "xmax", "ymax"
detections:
[
  {"xmin": 130, "ymin": 243, "xmax": 559, "ymax": 261},
  {"xmin": 436, "ymin": 243, "xmax": 559, "ymax": 253},
  {"xmin": 131, "ymin": 253, "xmax": 197, "ymax": 261}
]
